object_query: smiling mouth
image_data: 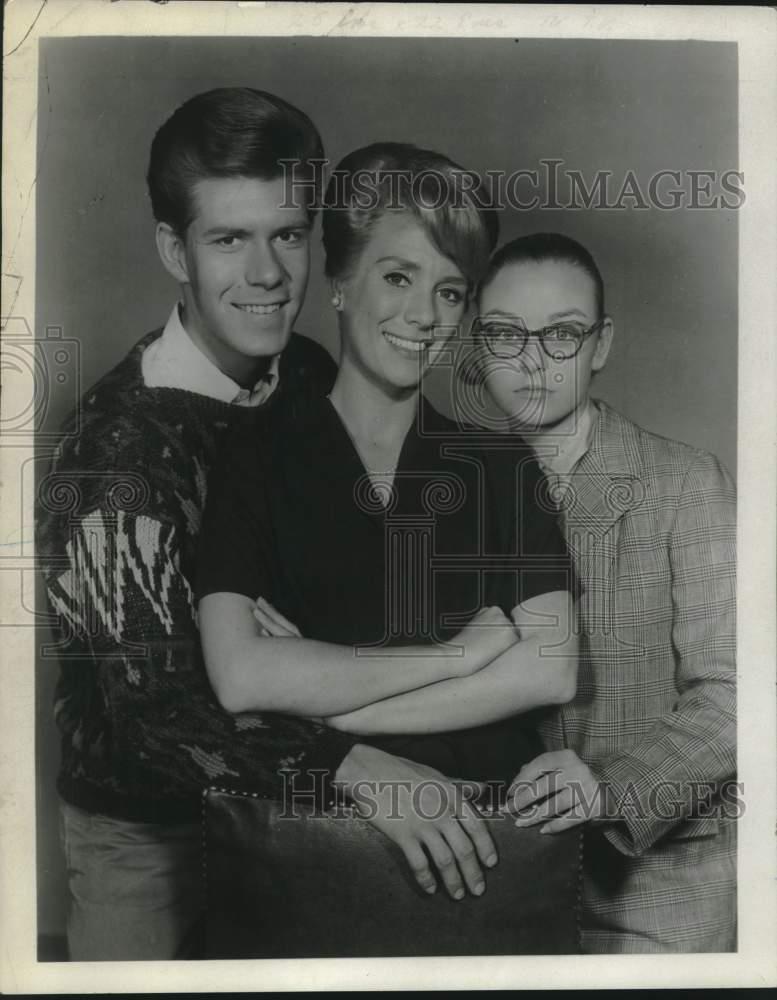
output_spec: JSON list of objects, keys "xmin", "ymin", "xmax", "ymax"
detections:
[
  {"xmin": 234, "ymin": 302, "xmax": 285, "ymax": 315},
  {"xmin": 383, "ymin": 330, "xmax": 432, "ymax": 354}
]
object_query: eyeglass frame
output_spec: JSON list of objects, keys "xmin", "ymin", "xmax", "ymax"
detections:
[{"xmin": 473, "ymin": 315, "xmax": 606, "ymax": 361}]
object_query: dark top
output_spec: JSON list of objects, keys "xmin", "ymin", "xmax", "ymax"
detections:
[{"xmin": 197, "ymin": 394, "xmax": 574, "ymax": 785}]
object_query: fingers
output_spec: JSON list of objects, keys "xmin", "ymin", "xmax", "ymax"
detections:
[
  {"xmin": 513, "ymin": 785, "xmax": 575, "ymax": 827},
  {"xmin": 466, "ymin": 605, "xmax": 511, "ymax": 633},
  {"xmin": 506, "ymin": 750, "xmax": 601, "ymax": 830},
  {"xmin": 508, "ymin": 750, "xmax": 566, "ymax": 789},
  {"xmin": 439, "ymin": 818, "xmax": 487, "ymax": 898},
  {"xmin": 506, "ymin": 750, "xmax": 575, "ymax": 802},
  {"xmin": 422, "ymin": 828, "xmax": 469, "ymax": 901},
  {"xmin": 507, "ymin": 769, "xmax": 560, "ymax": 815},
  {"xmin": 481, "ymin": 604, "xmax": 511, "ymax": 623},
  {"xmin": 252, "ymin": 605, "xmax": 285, "ymax": 637},
  {"xmin": 456, "ymin": 797, "xmax": 498, "ymax": 870},
  {"xmin": 253, "ymin": 597, "xmax": 301, "ymax": 637},
  {"xmin": 254, "ymin": 617, "xmax": 272, "ymax": 637},
  {"xmin": 347, "ymin": 758, "xmax": 500, "ymax": 903},
  {"xmin": 256, "ymin": 596, "xmax": 302, "ymax": 635},
  {"xmin": 425, "ymin": 786, "xmax": 494, "ymax": 900},
  {"xmin": 403, "ymin": 786, "xmax": 496, "ymax": 901},
  {"xmin": 399, "ymin": 839, "xmax": 437, "ymax": 895}
]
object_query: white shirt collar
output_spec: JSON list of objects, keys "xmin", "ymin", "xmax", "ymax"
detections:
[{"xmin": 141, "ymin": 304, "xmax": 280, "ymax": 407}]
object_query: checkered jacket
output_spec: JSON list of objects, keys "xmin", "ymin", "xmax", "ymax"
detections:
[
  {"xmin": 536, "ymin": 400, "xmax": 737, "ymax": 854},
  {"xmin": 531, "ymin": 400, "xmax": 737, "ymax": 951}
]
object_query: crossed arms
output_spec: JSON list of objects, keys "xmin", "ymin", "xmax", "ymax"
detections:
[
  {"xmin": 198, "ymin": 589, "xmax": 578, "ymax": 728},
  {"xmin": 198, "ymin": 588, "xmax": 577, "ymax": 901}
]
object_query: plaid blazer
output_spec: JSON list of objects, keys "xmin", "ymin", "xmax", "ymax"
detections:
[{"xmin": 533, "ymin": 400, "xmax": 737, "ymax": 952}]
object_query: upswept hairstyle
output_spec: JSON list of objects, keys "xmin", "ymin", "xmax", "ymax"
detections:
[
  {"xmin": 147, "ymin": 87, "xmax": 324, "ymax": 233},
  {"xmin": 479, "ymin": 232, "xmax": 605, "ymax": 317},
  {"xmin": 322, "ymin": 142, "xmax": 498, "ymax": 289}
]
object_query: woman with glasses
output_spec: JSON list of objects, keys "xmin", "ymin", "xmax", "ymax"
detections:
[
  {"xmin": 471, "ymin": 232, "xmax": 737, "ymax": 954},
  {"xmin": 196, "ymin": 150, "xmax": 578, "ymax": 904}
]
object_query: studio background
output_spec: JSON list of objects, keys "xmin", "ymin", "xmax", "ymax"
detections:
[{"xmin": 34, "ymin": 35, "xmax": 738, "ymax": 947}]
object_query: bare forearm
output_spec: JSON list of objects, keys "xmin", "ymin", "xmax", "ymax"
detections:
[
  {"xmin": 326, "ymin": 631, "xmax": 578, "ymax": 734},
  {"xmin": 201, "ymin": 595, "xmax": 518, "ymax": 717},
  {"xmin": 218, "ymin": 635, "xmax": 479, "ymax": 715},
  {"xmin": 326, "ymin": 591, "xmax": 578, "ymax": 733}
]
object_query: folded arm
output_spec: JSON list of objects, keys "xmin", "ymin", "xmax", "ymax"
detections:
[
  {"xmin": 199, "ymin": 593, "xmax": 518, "ymax": 717},
  {"xmin": 324, "ymin": 590, "xmax": 578, "ymax": 734}
]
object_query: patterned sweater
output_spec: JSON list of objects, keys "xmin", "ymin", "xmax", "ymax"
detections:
[{"xmin": 36, "ymin": 328, "xmax": 358, "ymax": 823}]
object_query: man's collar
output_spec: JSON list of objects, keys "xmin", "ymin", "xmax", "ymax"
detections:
[{"xmin": 141, "ymin": 304, "xmax": 280, "ymax": 406}]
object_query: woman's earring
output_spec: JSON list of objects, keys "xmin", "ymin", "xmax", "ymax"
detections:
[{"xmin": 331, "ymin": 289, "xmax": 343, "ymax": 310}]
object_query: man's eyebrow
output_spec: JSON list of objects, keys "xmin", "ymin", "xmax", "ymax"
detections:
[
  {"xmin": 199, "ymin": 225, "xmax": 252, "ymax": 239},
  {"xmin": 376, "ymin": 256, "xmax": 468, "ymax": 283},
  {"xmin": 198, "ymin": 218, "xmax": 311, "ymax": 240},
  {"xmin": 547, "ymin": 307, "xmax": 589, "ymax": 321},
  {"xmin": 479, "ymin": 309, "xmax": 522, "ymax": 320}
]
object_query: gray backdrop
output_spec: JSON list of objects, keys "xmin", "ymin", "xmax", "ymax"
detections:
[{"xmin": 35, "ymin": 35, "xmax": 738, "ymax": 942}]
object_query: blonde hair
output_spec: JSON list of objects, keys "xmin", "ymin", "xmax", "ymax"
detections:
[{"xmin": 322, "ymin": 142, "xmax": 498, "ymax": 288}]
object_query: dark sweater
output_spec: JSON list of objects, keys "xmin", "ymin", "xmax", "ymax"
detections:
[{"xmin": 36, "ymin": 327, "xmax": 358, "ymax": 823}]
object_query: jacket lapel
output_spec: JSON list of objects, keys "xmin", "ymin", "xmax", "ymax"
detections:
[{"xmin": 559, "ymin": 401, "xmax": 648, "ymax": 580}]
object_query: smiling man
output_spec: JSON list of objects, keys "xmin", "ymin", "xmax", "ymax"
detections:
[
  {"xmin": 35, "ymin": 88, "xmax": 358, "ymax": 961},
  {"xmin": 152, "ymin": 173, "xmax": 310, "ymax": 386}
]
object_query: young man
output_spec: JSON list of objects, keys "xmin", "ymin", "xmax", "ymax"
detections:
[
  {"xmin": 35, "ymin": 87, "xmax": 362, "ymax": 961},
  {"xmin": 476, "ymin": 232, "xmax": 737, "ymax": 953}
]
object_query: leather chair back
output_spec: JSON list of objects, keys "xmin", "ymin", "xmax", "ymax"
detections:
[{"xmin": 203, "ymin": 789, "xmax": 582, "ymax": 958}]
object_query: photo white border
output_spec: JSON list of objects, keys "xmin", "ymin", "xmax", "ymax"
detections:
[{"xmin": 2, "ymin": 1, "xmax": 775, "ymax": 991}]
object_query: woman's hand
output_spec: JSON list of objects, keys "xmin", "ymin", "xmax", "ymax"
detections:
[
  {"xmin": 451, "ymin": 605, "xmax": 519, "ymax": 676},
  {"xmin": 252, "ymin": 596, "xmax": 302, "ymax": 638}
]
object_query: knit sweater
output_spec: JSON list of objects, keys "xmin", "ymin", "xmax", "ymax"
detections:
[{"xmin": 36, "ymin": 328, "xmax": 358, "ymax": 823}]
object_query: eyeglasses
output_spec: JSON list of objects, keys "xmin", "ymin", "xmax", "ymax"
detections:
[{"xmin": 474, "ymin": 317, "xmax": 605, "ymax": 361}]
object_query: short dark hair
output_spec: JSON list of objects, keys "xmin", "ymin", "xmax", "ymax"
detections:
[
  {"xmin": 458, "ymin": 233, "xmax": 606, "ymax": 386},
  {"xmin": 147, "ymin": 88, "xmax": 324, "ymax": 233},
  {"xmin": 322, "ymin": 142, "xmax": 498, "ymax": 289},
  {"xmin": 479, "ymin": 232, "xmax": 605, "ymax": 317}
]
